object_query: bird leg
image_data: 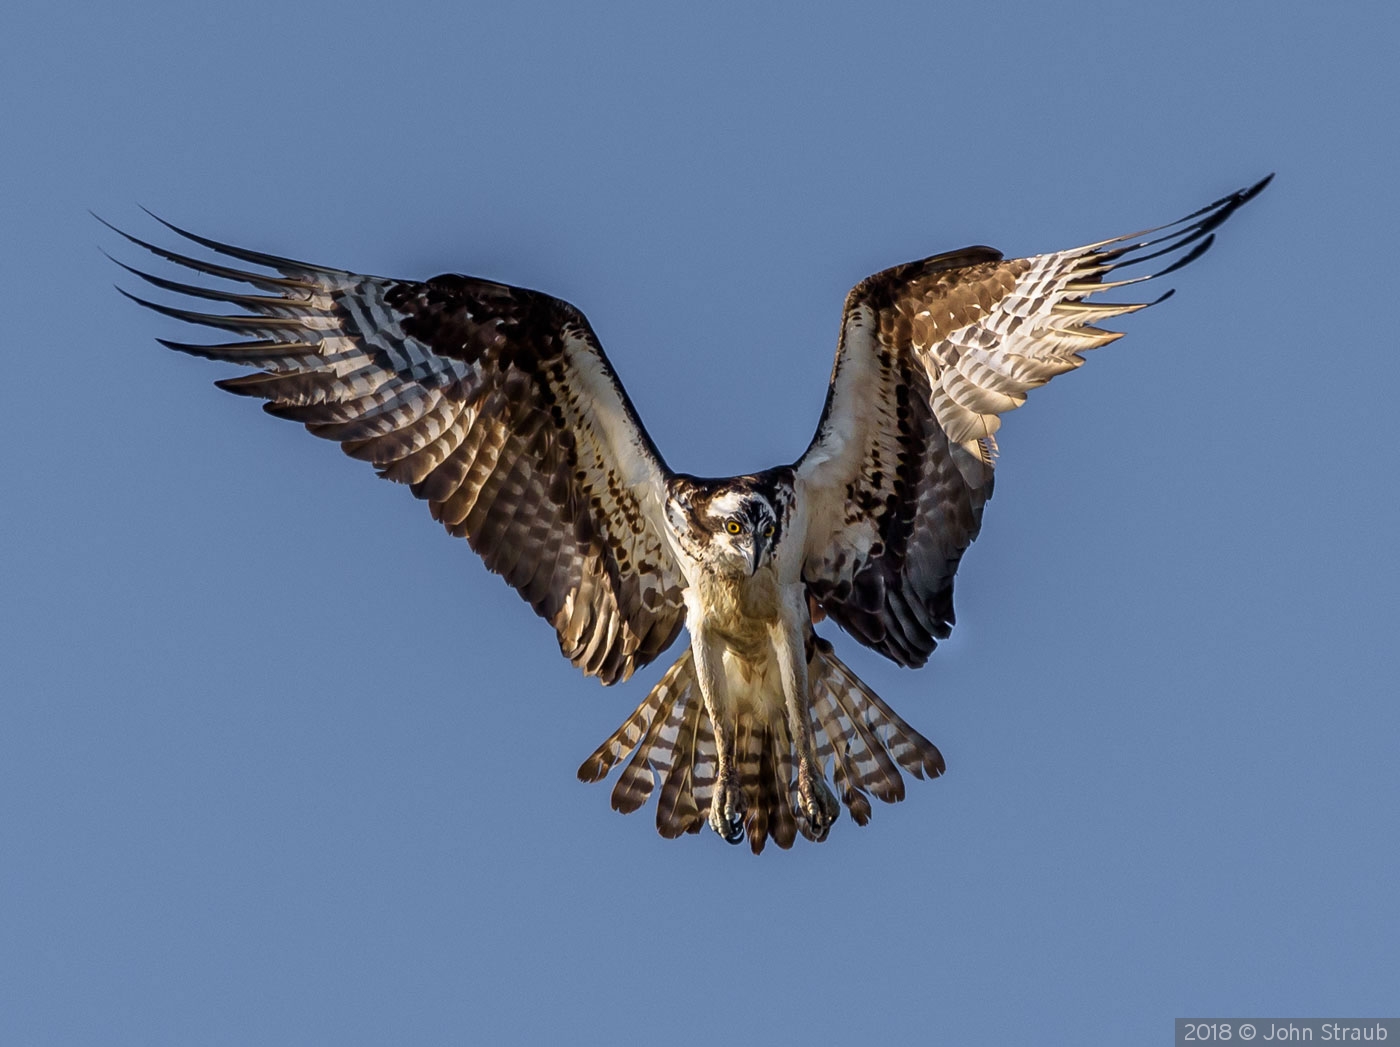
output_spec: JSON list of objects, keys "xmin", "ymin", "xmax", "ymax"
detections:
[
  {"xmin": 690, "ymin": 628, "xmax": 746, "ymax": 843},
  {"xmin": 771, "ymin": 617, "xmax": 839, "ymax": 840}
]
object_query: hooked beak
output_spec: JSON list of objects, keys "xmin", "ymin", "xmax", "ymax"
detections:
[{"xmin": 748, "ymin": 532, "xmax": 768, "ymax": 575}]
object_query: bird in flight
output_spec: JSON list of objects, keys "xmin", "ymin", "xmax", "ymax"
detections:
[{"xmin": 106, "ymin": 176, "xmax": 1269, "ymax": 853}]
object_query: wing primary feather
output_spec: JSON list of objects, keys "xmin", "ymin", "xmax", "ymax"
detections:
[
  {"xmin": 1062, "ymin": 274, "xmax": 1172, "ymax": 294},
  {"xmin": 107, "ymin": 257, "xmax": 301, "ymax": 311},
  {"xmin": 94, "ymin": 214, "xmax": 319, "ymax": 292},
  {"xmin": 155, "ymin": 338, "xmax": 313, "ymax": 366},
  {"xmin": 1103, "ymin": 226, "xmax": 1218, "ymax": 277},
  {"xmin": 1093, "ymin": 175, "xmax": 1269, "ymax": 270},
  {"xmin": 1050, "ymin": 299, "xmax": 1156, "ymax": 321},
  {"xmin": 214, "ymin": 370, "xmax": 347, "ymax": 400},
  {"xmin": 138, "ymin": 207, "xmax": 349, "ymax": 277},
  {"xmin": 1085, "ymin": 174, "xmax": 1273, "ymax": 257},
  {"xmin": 1134, "ymin": 233, "xmax": 1217, "ymax": 280},
  {"xmin": 118, "ymin": 288, "xmax": 310, "ymax": 334}
]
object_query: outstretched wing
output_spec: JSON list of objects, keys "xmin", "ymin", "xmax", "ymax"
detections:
[
  {"xmin": 107, "ymin": 216, "xmax": 687, "ymax": 684},
  {"xmin": 795, "ymin": 176, "xmax": 1270, "ymax": 667}
]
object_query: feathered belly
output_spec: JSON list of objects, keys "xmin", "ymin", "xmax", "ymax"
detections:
[
  {"xmin": 692, "ymin": 571, "xmax": 790, "ymax": 718},
  {"xmin": 719, "ymin": 642, "xmax": 788, "ymax": 718}
]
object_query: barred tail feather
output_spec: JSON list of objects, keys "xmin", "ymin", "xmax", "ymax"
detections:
[
  {"xmin": 814, "ymin": 639, "xmax": 946, "ymax": 783},
  {"xmin": 773, "ymin": 741, "xmax": 801, "ymax": 848},
  {"xmin": 808, "ymin": 636, "xmax": 945, "ymax": 824},
  {"xmin": 810, "ymin": 675, "xmax": 876, "ymax": 826},
  {"xmin": 743, "ymin": 721, "xmax": 803, "ymax": 855},
  {"xmin": 653, "ymin": 682, "xmax": 705, "ymax": 838},
  {"xmin": 576, "ymin": 651, "xmax": 690, "ymax": 785},
  {"xmin": 733, "ymin": 716, "xmax": 767, "ymax": 849},
  {"xmin": 577, "ymin": 635, "xmax": 944, "ymax": 852}
]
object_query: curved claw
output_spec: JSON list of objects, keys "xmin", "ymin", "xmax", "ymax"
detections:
[
  {"xmin": 799, "ymin": 774, "xmax": 840, "ymax": 842},
  {"xmin": 709, "ymin": 776, "xmax": 748, "ymax": 844}
]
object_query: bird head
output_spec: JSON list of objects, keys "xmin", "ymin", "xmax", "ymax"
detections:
[
  {"xmin": 666, "ymin": 479, "xmax": 785, "ymax": 578},
  {"xmin": 715, "ymin": 490, "xmax": 781, "ymax": 576}
]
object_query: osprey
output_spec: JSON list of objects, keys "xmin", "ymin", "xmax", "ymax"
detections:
[{"xmin": 107, "ymin": 177, "xmax": 1269, "ymax": 853}]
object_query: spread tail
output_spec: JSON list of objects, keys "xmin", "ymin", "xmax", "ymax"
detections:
[{"xmin": 577, "ymin": 635, "xmax": 945, "ymax": 853}]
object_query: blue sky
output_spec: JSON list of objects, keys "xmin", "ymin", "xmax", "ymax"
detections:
[{"xmin": 4, "ymin": 2, "xmax": 1397, "ymax": 1043}]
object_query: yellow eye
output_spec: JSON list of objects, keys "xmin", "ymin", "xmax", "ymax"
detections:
[
  {"xmin": 764, "ymin": 525, "xmax": 775, "ymax": 538},
  {"xmin": 725, "ymin": 520, "xmax": 742, "ymax": 535}
]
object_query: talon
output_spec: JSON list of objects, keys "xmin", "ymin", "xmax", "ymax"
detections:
[
  {"xmin": 709, "ymin": 775, "xmax": 747, "ymax": 844},
  {"xmin": 799, "ymin": 772, "xmax": 840, "ymax": 841}
]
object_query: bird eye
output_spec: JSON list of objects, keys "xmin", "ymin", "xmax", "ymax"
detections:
[
  {"xmin": 725, "ymin": 520, "xmax": 742, "ymax": 535},
  {"xmin": 763, "ymin": 525, "xmax": 775, "ymax": 538}
]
